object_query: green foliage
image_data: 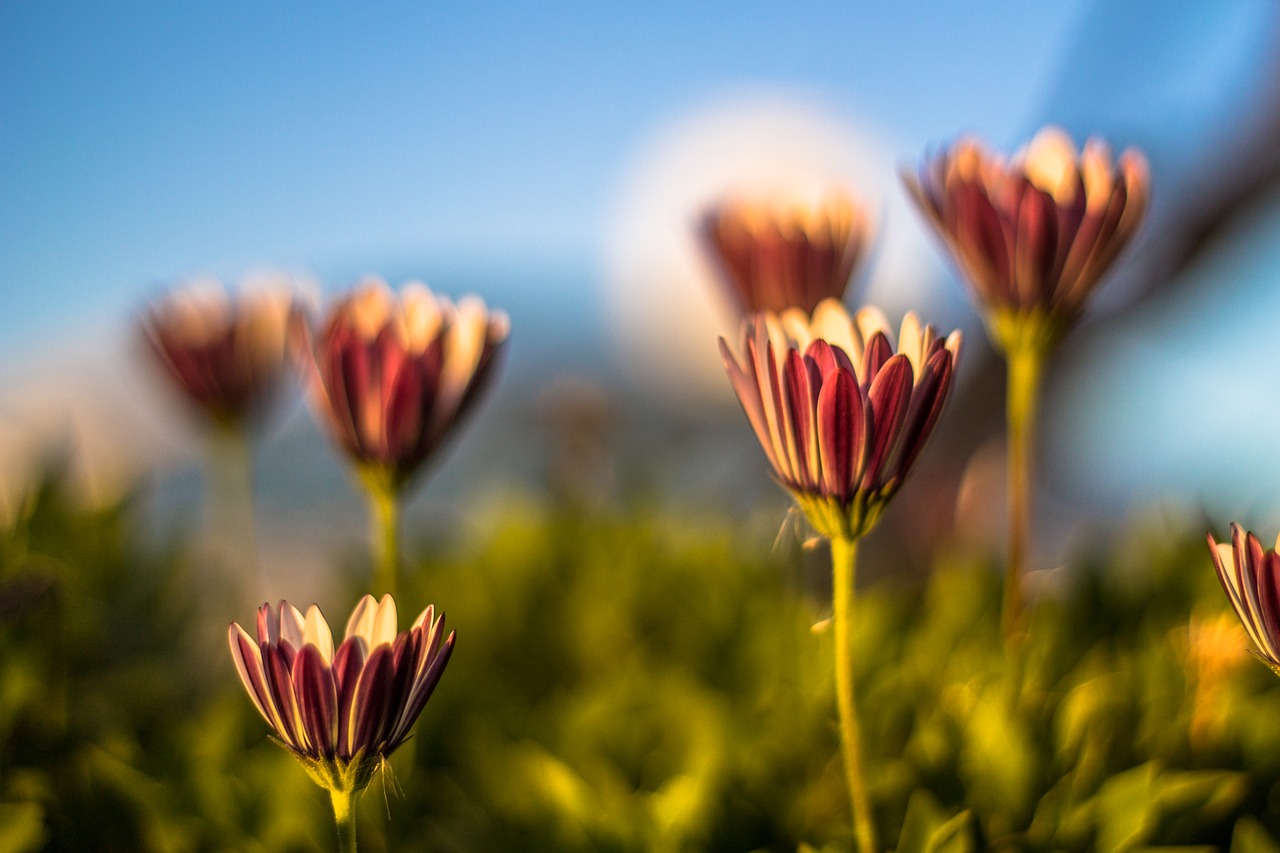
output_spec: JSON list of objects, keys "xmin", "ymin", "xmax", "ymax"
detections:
[{"xmin": 3, "ymin": 475, "xmax": 1280, "ymax": 851}]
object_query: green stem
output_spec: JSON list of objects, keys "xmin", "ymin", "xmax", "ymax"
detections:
[
  {"xmin": 831, "ymin": 535, "xmax": 877, "ymax": 853},
  {"xmin": 330, "ymin": 788, "xmax": 358, "ymax": 853},
  {"xmin": 368, "ymin": 481, "xmax": 400, "ymax": 599},
  {"xmin": 1003, "ymin": 342, "xmax": 1043, "ymax": 644},
  {"xmin": 208, "ymin": 421, "xmax": 257, "ymax": 580}
]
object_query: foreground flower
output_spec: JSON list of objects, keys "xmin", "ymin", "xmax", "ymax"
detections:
[
  {"xmin": 229, "ymin": 595, "xmax": 454, "ymax": 851},
  {"xmin": 720, "ymin": 298, "xmax": 961, "ymax": 541},
  {"xmin": 720, "ymin": 297, "xmax": 959, "ymax": 853},
  {"xmin": 1208, "ymin": 524, "xmax": 1280, "ymax": 675},
  {"xmin": 905, "ymin": 127, "xmax": 1148, "ymax": 641},
  {"xmin": 295, "ymin": 279, "xmax": 509, "ymax": 594},
  {"xmin": 142, "ymin": 280, "xmax": 296, "ymax": 429},
  {"xmin": 903, "ymin": 126, "xmax": 1148, "ymax": 352},
  {"xmin": 700, "ymin": 189, "xmax": 869, "ymax": 315}
]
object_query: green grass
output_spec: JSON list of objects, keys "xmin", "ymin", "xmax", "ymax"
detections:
[{"xmin": 2, "ymin": 473, "xmax": 1279, "ymax": 852}]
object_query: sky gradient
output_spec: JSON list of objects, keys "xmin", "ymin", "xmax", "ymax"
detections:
[{"xmin": 0, "ymin": 1, "xmax": 1085, "ymax": 356}]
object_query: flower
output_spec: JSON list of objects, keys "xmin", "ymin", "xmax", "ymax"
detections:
[
  {"xmin": 720, "ymin": 298, "xmax": 960, "ymax": 539},
  {"xmin": 141, "ymin": 281, "xmax": 296, "ymax": 428},
  {"xmin": 295, "ymin": 279, "xmax": 509, "ymax": 492},
  {"xmin": 228, "ymin": 594, "xmax": 455, "ymax": 794},
  {"xmin": 700, "ymin": 189, "xmax": 869, "ymax": 315},
  {"xmin": 1208, "ymin": 523, "xmax": 1280, "ymax": 675},
  {"xmin": 904, "ymin": 126, "xmax": 1148, "ymax": 351}
]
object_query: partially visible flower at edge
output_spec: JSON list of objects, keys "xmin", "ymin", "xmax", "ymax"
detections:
[
  {"xmin": 700, "ymin": 188, "xmax": 870, "ymax": 316},
  {"xmin": 141, "ymin": 280, "xmax": 298, "ymax": 429},
  {"xmin": 1208, "ymin": 523, "xmax": 1280, "ymax": 676},
  {"xmin": 720, "ymin": 298, "xmax": 960, "ymax": 540},
  {"xmin": 228, "ymin": 594, "xmax": 455, "ymax": 795},
  {"xmin": 903, "ymin": 126, "xmax": 1148, "ymax": 353},
  {"xmin": 293, "ymin": 278, "xmax": 510, "ymax": 495}
]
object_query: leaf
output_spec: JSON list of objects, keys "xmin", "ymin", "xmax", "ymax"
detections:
[
  {"xmin": 0, "ymin": 802, "xmax": 46, "ymax": 853},
  {"xmin": 895, "ymin": 789, "xmax": 948, "ymax": 853},
  {"xmin": 925, "ymin": 810, "xmax": 975, "ymax": 853},
  {"xmin": 1095, "ymin": 761, "xmax": 1158, "ymax": 853},
  {"xmin": 1231, "ymin": 817, "xmax": 1280, "ymax": 853},
  {"xmin": 893, "ymin": 791, "xmax": 973, "ymax": 853}
]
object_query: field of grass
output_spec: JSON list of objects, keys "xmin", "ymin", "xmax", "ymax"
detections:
[{"xmin": 3, "ymin": 469, "xmax": 1280, "ymax": 852}]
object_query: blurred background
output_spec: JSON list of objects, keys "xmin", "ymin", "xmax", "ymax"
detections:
[
  {"xmin": 7, "ymin": 2, "xmax": 1280, "ymax": 851},
  {"xmin": 5, "ymin": 0, "xmax": 1280, "ymax": 588}
]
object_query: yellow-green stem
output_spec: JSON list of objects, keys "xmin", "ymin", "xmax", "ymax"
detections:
[
  {"xmin": 330, "ymin": 788, "xmax": 358, "ymax": 853},
  {"xmin": 831, "ymin": 535, "xmax": 877, "ymax": 853},
  {"xmin": 368, "ymin": 483, "xmax": 400, "ymax": 599},
  {"xmin": 208, "ymin": 421, "xmax": 257, "ymax": 581},
  {"xmin": 1003, "ymin": 342, "xmax": 1044, "ymax": 644}
]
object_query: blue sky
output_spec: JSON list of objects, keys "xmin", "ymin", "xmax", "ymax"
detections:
[
  {"xmin": 9, "ymin": 0, "xmax": 1280, "ymax": 525},
  {"xmin": 0, "ymin": 0, "xmax": 1087, "ymax": 356}
]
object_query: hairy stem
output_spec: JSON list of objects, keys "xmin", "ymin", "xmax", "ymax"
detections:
[{"xmin": 330, "ymin": 788, "xmax": 358, "ymax": 853}]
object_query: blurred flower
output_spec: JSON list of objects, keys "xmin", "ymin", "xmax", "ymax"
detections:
[
  {"xmin": 720, "ymin": 298, "xmax": 960, "ymax": 539},
  {"xmin": 700, "ymin": 189, "xmax": 869, "ymax": 315},
  {"xmin": 228, "ymin": 594, "xmax": 454, "ymax": 794},
  {"xmin": 295, "ymin": 278, "xmax": 509, "ymax": 493},
  {"xmin": 904, "ymin": 126, "xmax": 1148, "ymax": 351},
  {"xmin": 1178, "ymin": 611, "xmax": 1248, "ymax": 752},
  {"xmin": 1208, "ymin": 523, "xmax": 1280, "ymax": 675},
  {"xmin": 141, "ymin": 281, "xmax": 297, "ymax": 428}
]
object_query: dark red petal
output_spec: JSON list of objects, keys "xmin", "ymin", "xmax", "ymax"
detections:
[
  {"xmin": 1258, "ymin": 551, "xmax": 1280, "ymax": 658},
  {"xmin": 784, "ymin": 349, "xmax": 817, "ymax": 491},
  {"xmin": 292, "ymin": 645, "xmax": 338, "ymax": 757},
  {"xmin": 861, "ymin": 355, "xmax": 913, "ymax": 493},
  {"xmin": 332, "ymin": 637, "xmax": 366, "ymax": 752},
  {"xmin": 384, "ymin": 356, "xmax": 426, "ymax": 474},
  {"xmin": 349, "ymin": 644, "xmax": 396, "ymax": 758},
  {"xmin": 1013, "ymin": 184, "xmax": 1059, "ymax": 305},
  {"xmin": 955, "ymin": 182, "xmax": 1013, "ymax": 303},
  {"xmin": 890, "ymin": 349, "xmax": 955, "ymax": 482},
  {"xmin": 861, "ymin": 333, "xmax": 893, "ymax": 389},
  {"xmin": 256, "ymin": 603, "xmax": 273, "ymax": 644},
  {"xmin": 262, "ymin": 643, "xmax": 304, "ymax": 751},
  {"xmin": 379, "ymin": 630, "xmax": 422, "ymax": 751},
  {"xmin": 816, "ymin": 368, "xmax": 861, "ymax": 503},
  {"xmin": 389, "ymin": 629, "xmax": 456, "ymax": 748},
  {"xmin": 1208, "ymin": 532, "xmax": 1240, "ymax": 610},
  {"xmin": 232, "ymin": 629, "xmax": 277, "ymax": 725},
  {"xmin": 321, "ymin": 325, "xmax": 364, "ymax": 454},
  {"xmin": 805, "ymin": 339, "xmax": 840, "ymax": 380}
]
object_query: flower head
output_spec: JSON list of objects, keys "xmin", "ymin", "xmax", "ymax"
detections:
[
  {"xmin": 142, "ymin": 281, "xmax": 296, "ymax": 428},
  {"xmin": 904, "ymin": 126, "xmax": 1148, "ymax": 351},
  {"xmin": 1208, "ymin": 524, "xmax": 1280, "ymax": 676},
  {"xmin": 700, "ymin": 189, "xmax": 869, "ymax": 315},
  {"xmin": 228, "ymin": 594, "xmax": 454, "ymax": 793},
  {"xmin": 720, "ymin": 298, "xmax": 960, "ymax": 539},
  {"xmin": 296, "ymin": 279, "xmax": 509, "ymax": 493}
]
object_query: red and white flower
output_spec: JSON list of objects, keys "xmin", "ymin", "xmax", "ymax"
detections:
[
  {"xmin": 295, "ymin": 279, "xmax": 509, "ymax": 491},
  {"xmin": 720, "ymin": 298, "xmax": 960, "ymax": 539},
  {"xmin": 1208, "ymin": 524, "xmax": 1280, "ymax": 673},
  {"xmin": 228, "ymin": 594, "xmax": 454, "ymax": 792},
  {"xmin": 142, "ymin": 281, "xmax": 296, "ymax": 427},
  {"xmin": 904, "ymin": 127, "xmax": 1148, "ymax": 348},
  {"xmin": 701, "ymin": 189, "xmax": 869, "ymax": 316}
]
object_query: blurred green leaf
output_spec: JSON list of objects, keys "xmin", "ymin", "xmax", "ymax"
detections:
[
  {"xmin": 0, "ymin": 801, "xmax": 45, "ymax": 853},
  {"xmin": 1231, "ymin": 816, "xmax": 1280, "ymax": 853}
]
